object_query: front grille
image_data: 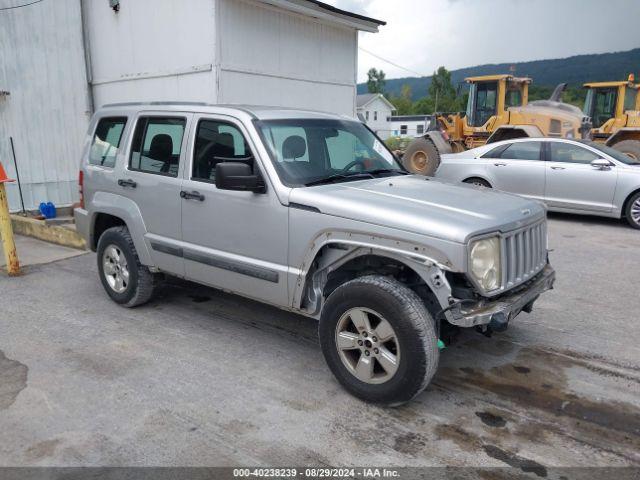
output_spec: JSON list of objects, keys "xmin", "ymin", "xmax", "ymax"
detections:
[{"xmin": 503, "ymin": 220, "xmax": 547, "ymax": 289}]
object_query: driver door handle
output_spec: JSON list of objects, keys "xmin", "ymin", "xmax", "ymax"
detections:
[
  {"xmin": 551, "ymin": 166, "xmax": 566, "ymax": 170},
  {"xmin": 180, "ymin": 190, "xmax": 205, "ymax": 202},
  {"xmin": 118, "ymin": 179, "xmax": 137, "ymax": 188},
  {"xmin": 494, "ymin": 163, "xmax": 507, "ymax": 167}
]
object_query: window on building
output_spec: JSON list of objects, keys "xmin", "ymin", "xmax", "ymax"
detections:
[
  {"xmin": 366, "ymin": 111, "xmax": 370, "ymax": 121},
  {"xmin": 416, "ymin": 124, "xmax": 424, "ymax": 135},
  {"xmin": 192, "ymin": 119, "xmax": 255, "ymax": 182},
  {"xmin": 400, "ymin": 125, "xmax": 408, "ymax": 135},
  {"xmin": 130, "ymin": 117, "xmax": 186, "ymax": 177},
  {"xmin": 374, "ymin": 111, "xmax": 378, "ymax": 121},
  {"xmin": 89, "ymin": 117, "xmax": 127, "ymax": 168}
]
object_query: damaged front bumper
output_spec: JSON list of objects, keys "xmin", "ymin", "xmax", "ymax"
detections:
[{"xmin": 448, "ymin": 265, "xmax": 556, "ymax": 329}]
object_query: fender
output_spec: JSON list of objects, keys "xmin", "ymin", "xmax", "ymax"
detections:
[
  {"xmin": 90, "ymin": 191, "xmax": 153, "ymax": 265},
  {"xmin": 292, "ymin": 230, "xmax": 456, "ymax": 321},
  {"xmin": 425, "ymin": 131, "xmax": 453, "ymax": 155}
]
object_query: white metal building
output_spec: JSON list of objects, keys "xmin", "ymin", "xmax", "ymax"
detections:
[
  {"xmin": 0, "ymin": 0, "xmax": 384, "ymax": 211},
  {"xmin": 389, "ymin": 115, "xmax": 434, "ymax": 138},
  {"xmin": 356, "ymin": 93, "xmax": 396, "ymax": 140}
]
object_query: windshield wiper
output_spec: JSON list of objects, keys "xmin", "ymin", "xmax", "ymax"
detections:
[
  {"xmin": 304, "ymin": 172, "xmax": 374, "ymax": 187},
  {"xmin": 367, "ymin": 169, "xmax": 409, "ymax": 176}
]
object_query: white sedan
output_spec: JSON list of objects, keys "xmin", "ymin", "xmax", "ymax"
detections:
[{"xmin": 434, "ymin": 137, "xmax": 640, "ymax": 229}]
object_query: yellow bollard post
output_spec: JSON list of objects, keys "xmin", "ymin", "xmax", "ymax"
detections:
[{"xmin": 0, "ymin": 161, "xmax": 20, "ymax": 276}]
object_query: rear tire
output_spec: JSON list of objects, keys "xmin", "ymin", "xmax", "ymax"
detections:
[
  {"xmin": 97, "ymin": 226, "xmax": 157, "ymax": 307},
  {"xmin": 625, "ymin": 191, "xmax": 640, "ymax": 230},
  {"xmin": 612, "ymin": 140, "xmax": 640, "ymax": 161},
  {"xmin": 464, "ymin": 177, "xmax": 492, "ymax": 188},
  {"xmin": 319, "ymin": 275, "xmax": 439, "ymax": 406},
  {"xmin": 402, "ymin": 137, "xmax": 440, "ymax": 176}
]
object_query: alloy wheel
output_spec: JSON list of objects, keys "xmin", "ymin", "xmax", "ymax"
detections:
[
  {"xmin": 102, "ymin": 245, "xmax": 130, "ymax": 294},
  {"xmin": 632, "ymin": 198, "xmax": 640, "ymax": 225},
  {"xmin": 335, "ymin": 307, "xmax": 400, "ymax": 384}
]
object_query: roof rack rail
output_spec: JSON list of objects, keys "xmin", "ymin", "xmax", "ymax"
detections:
[{"xmin": 101, "ymin": 101, "xmax": 212, "ymax": 108}]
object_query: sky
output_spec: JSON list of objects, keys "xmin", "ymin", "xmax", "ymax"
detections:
[{"xmin": 324, "ymin": 0, "xmax": 640, "ymax": 83}]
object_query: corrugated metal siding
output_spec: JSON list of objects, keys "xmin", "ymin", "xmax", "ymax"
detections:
[
  {"xmin": 0, "ymin": 0, "xmax": 90, "ymax": 211},
  {"xmin": 218, "ymin": 0, "xmax": 357, "ymax": 115},
  {"xmin": 85, "ymin": 0, "xmax": 217, "ymax": 107}
]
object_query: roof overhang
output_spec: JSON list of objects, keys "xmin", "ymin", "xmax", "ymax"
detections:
[
  {"xmin": 465, "ymin": 74, "xmax": 532, "ymax": 84},
  {"xmin": 584, "ymin": 81, "xmax": 634, "ymax": 89},
  {"xmin": 357, "ymin": 94, "xmax": 396, "ymax": 111},
  {"xmin": 257, "ymin": 0, "xmax": 385, "ymax": 32}
]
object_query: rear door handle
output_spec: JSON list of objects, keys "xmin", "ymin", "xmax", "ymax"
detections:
[
  {"xmin": 494, "ymin": 163, "xmax": 507, "ymax": 167},
  {"xmin": 180, "ymin": 190, "xmax": 205, "ymax": 202},
  {"xmin": 551, "ymin": 166, "xmax": 566, "ymax": 170},
  {"xmin": 118, "ymin": 179, "xmax": 137, "ymax": 188}
]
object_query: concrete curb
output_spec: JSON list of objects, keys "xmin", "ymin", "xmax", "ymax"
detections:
[{"xmin": 10, "ymin": 215, "xmax": 87, "ymax": 251}]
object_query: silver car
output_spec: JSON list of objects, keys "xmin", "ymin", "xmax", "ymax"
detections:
[
  {"xmin": 75, "ymin": 103, "xmax": 555, "ymax": 405},
  {"xmin": 435, "ymin": 137, "xmax": 640, "ymax": 229}
]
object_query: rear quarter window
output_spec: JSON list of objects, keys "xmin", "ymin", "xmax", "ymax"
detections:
[{"xmin": 89, "ymin": 117, "xmax": 127, "ymax": 168}]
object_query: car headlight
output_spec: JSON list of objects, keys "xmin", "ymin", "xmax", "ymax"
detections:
[{"xmin": 470, "ymin": 236, "xmax": 502, "ymax": 291}]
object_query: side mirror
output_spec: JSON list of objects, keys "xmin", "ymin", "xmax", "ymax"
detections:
[
  {"xmin": 215, "ymin": 163, "xmax": 266, "ymax": 193},
  {"xmin": 591, "ymin": 159, "xmax": 613, "ymax": 170}
]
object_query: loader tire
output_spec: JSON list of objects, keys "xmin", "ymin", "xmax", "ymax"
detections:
[
  {"xmin": 402, "ymin": 137, "xmax": 440, "ymax": 176},
  {"xmin": 612, "ymin": 140, "xmax": 640, "ymax": 161}
]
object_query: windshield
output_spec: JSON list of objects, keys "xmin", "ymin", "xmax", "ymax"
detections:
[
  {"xmin": 256, "ymin": 119, "xmax": 405, "ymax": 187},
  {"xmin": 579, "ymin": 140, "xmax": 640, "ymax": 165}
]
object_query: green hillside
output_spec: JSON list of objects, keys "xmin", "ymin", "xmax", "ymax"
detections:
[{"xmin": 358, "ymin": 48, "xmax": 640, "ymax": 101}]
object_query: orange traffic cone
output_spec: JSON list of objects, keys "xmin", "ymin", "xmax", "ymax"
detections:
[{"xmin": 0, "ymin": 161, "xmax": 15, "ymax": 183}]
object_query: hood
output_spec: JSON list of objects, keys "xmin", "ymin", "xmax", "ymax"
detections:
[{"xmin": 289, "ymin": 176, "xmax": 546, "ymax": 244}]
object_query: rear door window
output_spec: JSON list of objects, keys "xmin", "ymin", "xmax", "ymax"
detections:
[
  {"xmin": 498, "ymin": 142, "xmax": 542, "ymax": 161},
  {"xmin": 89, "ymin": 117, "xmax": 127, "ymax": 167},
  {"xmin": 130, "ymin": 117, "xmax": 186, "ymax": 177}
]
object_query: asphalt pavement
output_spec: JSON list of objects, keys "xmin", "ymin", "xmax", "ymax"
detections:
[{"xmin": 1, "ymin": 213, "xmax": 639, "ymax": 470}]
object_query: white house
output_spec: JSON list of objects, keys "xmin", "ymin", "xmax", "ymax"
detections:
[
  {"xmin": 0, "ymin": 0, "xmax": 384, "ymax": 212},
  {"xmin": 356, "ymin": 93, "xmax": 396, "ymax": 139},
  {"xmin": 389, "ymin": 115, "xmax": 434, "ymax": 138}
]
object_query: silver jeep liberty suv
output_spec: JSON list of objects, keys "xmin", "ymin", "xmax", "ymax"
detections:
[{"xmin": 75, "ymin": 103, "xmax": 556, "ymax": 405}]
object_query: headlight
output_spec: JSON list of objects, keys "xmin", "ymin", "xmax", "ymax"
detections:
[{"xmin": 470, "ymin": 236, "xmax": 502, "ymax": 291}]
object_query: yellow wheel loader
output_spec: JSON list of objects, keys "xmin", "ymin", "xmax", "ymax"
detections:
[
  {"xmin": 402, "ymin": 74, "xmax": 589, "ymax": 175},
  {"xmin": 583, "ymin": 75, "xmax": 640, "ymax": 160}
]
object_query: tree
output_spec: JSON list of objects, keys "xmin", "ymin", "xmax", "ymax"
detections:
[
  {"xmin": 389, "ymin": 84, "xmax": 414, "ymax": 115},
  {"xmin": 367, "ymin": 68, "xmax": 387, "ymax": 94},
  {"xmin": 412, "ymin": 96, "xmax": 435, "ymax": 115},
  {"xmin": 429, "ymin": 66, "xmax": 457, "ymax": 112}
]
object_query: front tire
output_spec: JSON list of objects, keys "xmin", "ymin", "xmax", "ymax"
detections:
[
  {"xmin": 319, "ymin": 275, "xmax": 439, "ymax": 406},
  {"xmin": 97, "ymin": 226, "xmax": 157, "ymax": 307},
  {"xmin": 625, "ymin": 191, "xmax": 640, "ymax": 230},
  {"xmin": 402, "ymin": 137, "xmax": 441, "ymax": 176}
]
